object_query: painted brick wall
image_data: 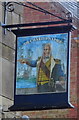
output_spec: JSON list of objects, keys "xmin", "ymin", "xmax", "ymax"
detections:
[{"xmin": 20, "ymin": 2, "xmax": 78, "ymax": 119}]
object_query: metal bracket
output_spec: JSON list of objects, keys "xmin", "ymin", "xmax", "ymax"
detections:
[
  {"xmin": 5, "ymin": 1, "xmax": 72, "ymax": 21},
  {"xmin": 1, "ymin": 1, "xmax": 72, "ymax": 31}
]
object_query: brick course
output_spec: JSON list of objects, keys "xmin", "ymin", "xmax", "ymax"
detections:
[{"xmin": 20, "ymin": 2, "xmax": 78, "ymax": 119}]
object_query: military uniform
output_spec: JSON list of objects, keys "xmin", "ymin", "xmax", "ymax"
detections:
[
  {"xmin": 36, "ymin": 57, "xmax": 64, "ymax": 92},
  {"xmin": 25, "ymin": 56, "xmax": 65, "ymax": 93}
]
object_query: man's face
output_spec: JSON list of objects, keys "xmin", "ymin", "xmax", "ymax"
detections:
[{"xmin": 43, "ymin": 45, "xmax": 50, "ymax": 57}]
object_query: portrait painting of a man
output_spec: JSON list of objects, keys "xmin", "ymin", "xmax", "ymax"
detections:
[{"xmin": 16, "ymin": 33, "xmax": 68, "ymax": 95}]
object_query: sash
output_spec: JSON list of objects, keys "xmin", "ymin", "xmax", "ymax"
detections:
[{"xmin": 39, "ymin": 60, "xmax": 50, "ymax": 79}]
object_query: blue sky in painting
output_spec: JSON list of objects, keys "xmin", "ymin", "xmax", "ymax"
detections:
[{"xmin": 17, "ymin": 33, "xmax": 68, "ymax": 78}]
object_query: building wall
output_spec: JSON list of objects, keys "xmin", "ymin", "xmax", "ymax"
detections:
[
  {"xmin": 0, "ymin": 2, "xmax": 78, "ymax": 119},
  {"xmin": 21, "ymin": 2, "xmax": 78, "ymax": 119},
  {"xmin": 0, "ymin": 2, "xmax": 24, "ymax": 118},
  {"xmin": 0, "ymin": 3, "xmax": 3, "ymax": 118}
]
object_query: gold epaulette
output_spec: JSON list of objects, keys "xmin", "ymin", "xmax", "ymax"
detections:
[{"xmin": 54, "ymin": 59, "xmax": 61, "ymax": 64}]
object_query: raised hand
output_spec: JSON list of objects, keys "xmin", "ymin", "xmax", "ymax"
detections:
[{"xmin": 17, "ymin": 59, "xmax": 26, "ymax": 64}]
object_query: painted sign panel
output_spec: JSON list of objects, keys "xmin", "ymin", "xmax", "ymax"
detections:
[
  {"xmin": 16, "ymin": 33, "xmax": 68, "ymax": 95},
  {"xmin": 8, "ymin": 25, "xmax": 73, "ymax": 111}
]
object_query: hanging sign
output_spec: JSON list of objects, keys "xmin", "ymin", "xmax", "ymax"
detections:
[{"xmin": 9, "ymin": 25, "xmax": 73, "ymax": 111}]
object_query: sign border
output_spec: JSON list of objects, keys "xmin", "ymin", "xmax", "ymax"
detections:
[{"xmin": 9, "ymin": 25, "xmax": 73, "ymax": 111}]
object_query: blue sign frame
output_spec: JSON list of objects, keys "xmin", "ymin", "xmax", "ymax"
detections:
[{"xmin": 9, "ymin": 25, "xmax": 73, "ymax": 111}]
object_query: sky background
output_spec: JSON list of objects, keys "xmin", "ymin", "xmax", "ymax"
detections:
[{"xmin": 16, "ymin": 33, "xmax": 68, "ymax": 78}]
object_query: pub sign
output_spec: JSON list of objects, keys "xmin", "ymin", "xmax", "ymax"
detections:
[{"xmin": 9, "ymin": 25, "xmax": 73, "ymax": 111}]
